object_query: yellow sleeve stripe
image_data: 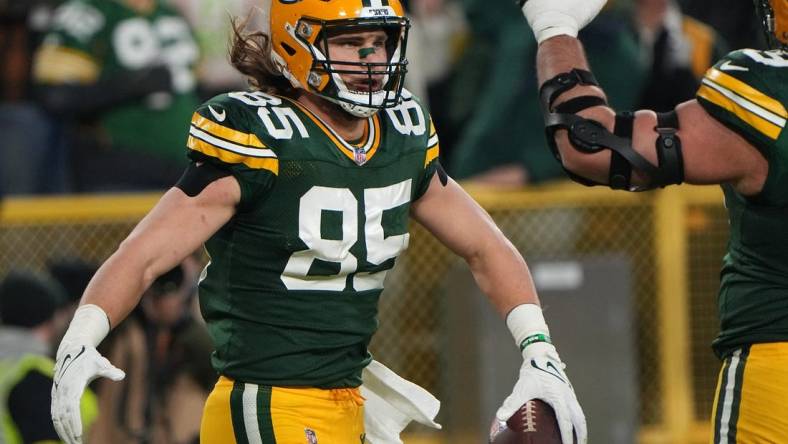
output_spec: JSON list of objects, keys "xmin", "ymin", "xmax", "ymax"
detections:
[
  {"xmin": 705, "ymin": 68, "xmax": 787, "ymax": 119},
  {"xmin": 188, "ymin": 136, "xmax": 279, "ymax": 174},
  {"xmin": 32, "ymin": 45, "xmax": 99, "ymax": 84},
  {"xmin": 698, "ymin": 83, "xmax": 783, "ymax": 140},
  {"xmin": 191, "ymin": 113, "xmax": 266, "ymax": 148},
  {"xmin": 425, "ymin": 144, "xmax": 440, "ymax": 167}
]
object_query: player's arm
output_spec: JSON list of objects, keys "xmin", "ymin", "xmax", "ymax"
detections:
[
  {"xmin": 526, "ymin": 4, "xmax": 767, "ymax": 194},
  {"xmin": 411, "ymin": 174, "xmax": 538, "ymax": 316},
  {"xmin": 51, "ymin": 176, "xmax": 240, "ymax": 444},
  {"xmin": 411, "ymin": 174, "xmax": 586, "ymax": 444},
  {"xmin": 82, "ymin": 176, "xmax": 239, "ymax": 327}
]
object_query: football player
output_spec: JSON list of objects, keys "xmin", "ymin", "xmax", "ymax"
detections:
[
  {"xmin": 523, "ymin": 0, "xmax": 788, "ymax": 441},
  {"xmin": 32, "ymin": 0, "xmax": 200, "ymax": 188},
  {"xmin": 49, "ymin": 1, "xmax": 587, "ymax": 443}
]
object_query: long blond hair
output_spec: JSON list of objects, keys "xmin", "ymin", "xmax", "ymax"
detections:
[{"xmin": 228, "ymin": 16, "xmax": 299, "ymax": 97}]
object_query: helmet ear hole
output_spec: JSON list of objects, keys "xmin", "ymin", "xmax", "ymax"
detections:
[{"xmin": 280, "ymin": 42, "xmax": 297, "ymax": 57}]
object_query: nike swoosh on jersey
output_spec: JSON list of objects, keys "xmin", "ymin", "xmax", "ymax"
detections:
[
  {"xmin": 719, "ymin": 60, "xmax": 749, "ymax": 72},
  {"xmin": 208, "ymin": 105, "xmax": 226, "ymax": 122}
]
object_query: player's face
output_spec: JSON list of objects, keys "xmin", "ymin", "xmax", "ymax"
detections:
[{"xmin": 325, "ymin": 29, "xmax": 389, "ymax": 93}]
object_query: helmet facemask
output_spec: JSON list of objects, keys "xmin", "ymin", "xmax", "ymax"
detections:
[
  {"xmin": 290, "ymin": 17, "xmax": 410, "ymax": 117},
  {"xmin": 755, "ymin": 0, "xmax": 788, "ymax": 51}
]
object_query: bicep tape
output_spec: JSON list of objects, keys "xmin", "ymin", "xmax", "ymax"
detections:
[
  {"xmin": 539, "ymin": 69, "xmax": 684, "ymax": 190},
  {"xmin": 175, "ymin": 161, "xmax": 232, "ymax": 197}
]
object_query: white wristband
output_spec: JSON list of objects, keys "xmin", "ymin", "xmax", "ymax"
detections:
[
  {"xmin": 58, "ymin": 304, "xmax": 111, "ymax": 356},
  {"xmin": 506, "ymin": 303, "xmax": 552, "ymax": 352}
]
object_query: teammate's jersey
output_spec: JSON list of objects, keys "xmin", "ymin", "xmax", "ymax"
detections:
[
  {"xmin": 41, "ymin": 0, "xmax": 199, "ymax": 162},
  {"xmin": 187, "ymin": 90, "xmax": 440, "ymax": 387},
  {"xmin": 696, "ymin": 49, "xmax": 788, "ymax": 358}
]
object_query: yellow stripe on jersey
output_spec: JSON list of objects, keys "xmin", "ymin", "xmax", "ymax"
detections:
[
  {"xmin": 705, "ymin": 68, "xmax": 787, "ymax": 119},
  {"xmin": 191, "ymin": 114, "xmax": 267, "ymax": 149},
  {"xmin": 288, "ymin": 99, "xmax": 382, "ymax": 164},
  {"xmin": 188, "ymin": 136, "xmax": 279, "ymax": 173},
  {"xmin": 363, "ymin": 114, "xmax": 383, "ymax": 160},
  {"xmin": 425, "ymin": 144, "xmax": 440, "ymax": 167},
  {"xmin": 425, "ymin": 119, "xmax": 440, "ymax": 167},
  {"xmin": 698, "ymin": 83, "xmax": 784, "ymax": 140},
  {"xmin": 32, "ymin": 45, "xmax": 99, "ymax": 84},
  {"xmin": 188, "ymin": 112, "xmax": 277, "ymax": 173}
]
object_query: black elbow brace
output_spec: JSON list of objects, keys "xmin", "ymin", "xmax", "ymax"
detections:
[{"xmin": 539, "ymin": 69, "xmax": 684, "ymax": 190}]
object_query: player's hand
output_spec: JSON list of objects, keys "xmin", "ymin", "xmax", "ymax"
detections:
[
  {"xmin": 51, "ymin": 344, "xmax": 125, "ymax": 444},
  {"xmin": 521, "ymin": 0, "xmax": 607, "ymax": 44},
  {"xmin": 496, "ymin": 342, "xmax": 587, "ymax": 444}
]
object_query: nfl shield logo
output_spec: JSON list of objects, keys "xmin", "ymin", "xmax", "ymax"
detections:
[
  {"xmin": 304, "ymin": 428, "xmax": 318, "ymax": 444},
  {"xmin": 353, "ymin": 148, "xmax": 367, "ymax": 165}
]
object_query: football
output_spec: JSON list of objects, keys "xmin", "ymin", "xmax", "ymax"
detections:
[{"xmin": 489, "ymin": 399, "xmax": 571, "ymax": 444}]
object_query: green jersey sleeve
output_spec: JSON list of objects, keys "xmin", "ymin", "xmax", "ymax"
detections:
[
  {"xmin": 696, "ymin": 49, "xmax": 787, "ymax": 150},
  {"xmin": 187, "ymin": 94, "xmax": 277, "ymax": 209},
  {"xmin": 410, "ymin": 95, "xmax": 441, "ymax": 201}
]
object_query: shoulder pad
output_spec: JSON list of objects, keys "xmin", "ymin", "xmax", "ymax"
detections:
[
  {"xmin": 697, "ymin": 50, "xmax": 787, "ymax": 143},
  {"xmin": 188, "ymin": 93, "xmax": 279, "ymax": 173}
]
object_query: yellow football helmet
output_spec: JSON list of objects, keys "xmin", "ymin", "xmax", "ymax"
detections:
[
  {"xmin": 269, "ymin": 0, "xmax": 410, "ymax": 117},
  {"xmin": 755, "ymin": 0, "xmax": 788, "ymax": 50}
]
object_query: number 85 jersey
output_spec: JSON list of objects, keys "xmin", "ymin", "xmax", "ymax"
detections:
[{"xmin": 186, "ymin": 89, "xmax": 440, "ymax": 388}]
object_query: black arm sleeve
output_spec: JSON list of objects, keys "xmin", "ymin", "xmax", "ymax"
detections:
[
  {"xmin": 34, "ymin": 65, "xmax": 172, "ymax": 117},
  {"xmin": 7, "ymin": 370, "xmax": 61, "ymax": 442}
]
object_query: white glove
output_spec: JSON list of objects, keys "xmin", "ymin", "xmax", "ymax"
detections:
[
  {"xmin": 51, "ymin": 304, "xmax": 122, "ymax": 444},
  {"xmin": 497, "ymin": 304, "xmax": 586, "ymax": 444},
  {"xmin": 361, "ymin": 360, "xmax": 441, "ymax": 444},
  {"xmin": 51, "ymin": 345, "xmax": 125, "ymax": 443},
  {"xmin": 521, "ymin": 0, "xmax": 607, "ymax": 44},
  {"xmin": 496, "ymin": 342, "xmax": 587, "ymax": 444}
]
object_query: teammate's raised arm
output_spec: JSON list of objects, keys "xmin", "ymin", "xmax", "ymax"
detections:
[
  {"xmin": 526, "ymin": 0, "xmax": 770, "ymax": 195},
  {"xmin": 523, "ymin": 1, "xmax": 788, "ymax": 441}
]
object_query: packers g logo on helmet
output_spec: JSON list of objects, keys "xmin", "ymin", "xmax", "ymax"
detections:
[
  {"xmin": 755, "ymin": 0, "xmax": 788, "ymax": 50},
  {"xmin": 269, "ymin": 0, "xmax": 410, "ymax": 117}
]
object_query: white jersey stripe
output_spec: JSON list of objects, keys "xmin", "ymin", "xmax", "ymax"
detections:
[
  {"xmin": 243, "ymin": 383, "xmax": 263, "ymax": 444},
  {"xmin": 427, "ymin": 134, "xmax": 439, "ymax": 148},
  {"xmin": 717, "ymin": 349, "xmax": 741, "ymax": 444},
  {"xmin": 702, "ymin": 78, "xmax": 787, "ymax": 128},
  {"xmin": 189, "ymin": 126, "xmax": 277, "ymax": 158}
]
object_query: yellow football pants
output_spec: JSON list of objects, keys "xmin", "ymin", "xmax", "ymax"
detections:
[
  {"xmin": 710, "ymin": 343, "xmax": 788, "ymax": 443},
  {"xmin": 200, "ymin": 376, "xmax": 365, "ymax": 444}
]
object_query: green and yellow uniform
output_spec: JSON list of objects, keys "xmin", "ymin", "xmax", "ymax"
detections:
[
  {"xmin": 37, "ymin": 0, "xmax": 199, "ymax": 163},
  {"xmin": 696, "ymin": 48, "xmax": 788, "ymax": 443},
  {"xmin": 188, "ymin": 89, "xmax": 439, "ymax": 443}
]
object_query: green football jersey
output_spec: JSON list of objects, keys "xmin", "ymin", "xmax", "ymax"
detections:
[
  {"xmin": 696, "ymin": 49, "xmax": 788, "ymax": 358},
  {"xmin": 186, "ymin": 90, "xmax": 440, "ymax": 387},
  {"xmin": 44, "ymin": 0, "xmax": 199, "ymax": 162}
]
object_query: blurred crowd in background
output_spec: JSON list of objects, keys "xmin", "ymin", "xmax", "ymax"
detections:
[
  {"xmin": 0, "ymin": 0, "xmax": 763, "ymax": 197},
  {"xmin": 0, "ymin": 0, "xmax": 766, "ymax": 442}
]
